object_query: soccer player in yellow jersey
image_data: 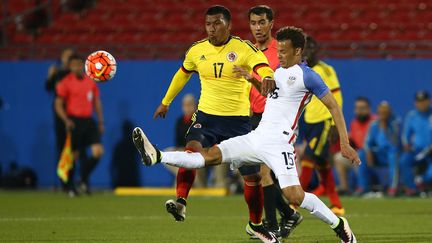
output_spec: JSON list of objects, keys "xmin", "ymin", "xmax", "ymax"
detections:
[
  {"xmin": 299, "ymin": 36, "xmax": 345, "ymax": 216},
  {"xmin": 133, "ymin": 5, "xmax": 278, "ymax": 242}
]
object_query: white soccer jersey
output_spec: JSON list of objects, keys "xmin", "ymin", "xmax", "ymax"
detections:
[
  {"xmin": 256, "ymin": 63, "xmax": 330, "ymax": 144},
  {"xmin": 218, "ymin": 63, "xmax": 330, "ymax": 188}
]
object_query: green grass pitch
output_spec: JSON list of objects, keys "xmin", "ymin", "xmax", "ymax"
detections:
[{"xmin": 1, "ymin": 191, "xmax": 431, "ymax": 242}]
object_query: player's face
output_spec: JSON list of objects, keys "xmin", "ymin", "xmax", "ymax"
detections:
[
  {"xmin": 69, "ymin": 59, "xmax": 84, "ymax": 77},
  {"xmin": 61, "ymin": 49, "xmax": 74, "ymax": 68},
  {"xmin": 277, "ymin": 40, "xmax": 302, "ymax": 68},
  {"xmin": 205, "ymin": 14, "xmax": 231, "ymax": 45},
  {"xmin": 182, "ymin": 97, "xmax": 196, "ymax": 116},
  {"xmin": 415, "ymin": 99, "xmax": 431, "ymax": 112},
  {"xmin": 377, "ymin": 103, "xmax": 391, "ymax": 121},
  {"xmin": 354, "ymin": 100, "xmax": 370, "ymax": 121},
  {"xmin": 249, "ymin": 13, "xmax": 273, "ymax": 43}
]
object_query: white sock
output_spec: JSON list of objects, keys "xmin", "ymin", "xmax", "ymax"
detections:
[
  {"xmin": 160, "ymin": 152, "xmax": 205, "ymax": 168},
  {"xmin": 300, "ymin": 192, "xmax": 340, "ymax": 227}
]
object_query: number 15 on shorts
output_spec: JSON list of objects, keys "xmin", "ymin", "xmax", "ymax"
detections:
[{"xmin": 282, "ymin": 152, "xmax": 295, "ymax": 170}]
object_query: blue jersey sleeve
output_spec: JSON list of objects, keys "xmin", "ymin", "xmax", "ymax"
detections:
[
  {"xmin": 363, "ymin": 121, "xmax": 377, "ymax": 151},
  {"xmin": 302, "ymin": 66, "xmax": 330, "ymax": 99},
  {"xmin": 402, "ymin": 111, "xmax": 415, "ymax": 146}
]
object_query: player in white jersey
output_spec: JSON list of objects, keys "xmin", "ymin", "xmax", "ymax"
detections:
[{"xmin": 132, "ymin": 26, "xmax": 359, "ymax": 243}]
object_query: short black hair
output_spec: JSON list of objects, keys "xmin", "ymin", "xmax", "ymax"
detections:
[
  {"xmin": 68, "ymin": 54, "xmax": 83, "ymax": 63},
  {"xmin": 276, "ymin": 26, "xmax": 306, "ymax": 49},
  {"xmin": 206, "ymin": 5, "xmax": 231, "ymax": 22},
  {"xmin": 355, "ymin": 96, "xmax": 370, "ymax": 106},
  {"xmin": 305, "ymin": 35, "xmax": 318, "ymax": 49},
  {"xmin": 248, "ymin": 5, "xmax": 274, "ymax": 21}
]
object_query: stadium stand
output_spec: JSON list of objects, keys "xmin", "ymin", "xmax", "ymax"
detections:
[{"xmin": 1, "ymin": 0, "xmax": 432, "ymax": 59}]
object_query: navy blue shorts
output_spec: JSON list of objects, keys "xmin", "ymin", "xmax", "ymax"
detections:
[
  {"xmin": 303, "ymin": 119, "xmax": 332, "ymax": 165},
  {"xmin": 186, "ymin": 110, "xmax": 260, "ymax": 176}
]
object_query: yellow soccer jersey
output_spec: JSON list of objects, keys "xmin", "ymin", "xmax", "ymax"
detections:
[
  {"xmin": 182, "ymin": 36, "xmax": 270, "ymax": 116},
  {"xmin": 304, "ymin": 61, "xmax": 343, "ymax": 124}
]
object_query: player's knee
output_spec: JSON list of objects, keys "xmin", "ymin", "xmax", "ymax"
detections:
[
  {"xmin": 203, "ymin": 146, "xmax": 222, "ymax": 165},
  {"xmin": 243, "ymin": 173, "xmax": 261, "ymax": 186},
  {"xmin": 282, "ymin": 185, "xmax": 305, "ymax": 206},
  {"xmin": 260, "ymin": 172, "xmax": 273, "ymax": 186},
  {"xmin": 260, "ymin": 165, "xmax": 273, "ymax": 186},
  {"xmin": 185, "ymin": 141, "xmax": 202, "ymax": 152},
  {"xmin": 91, "ymin": 144, "xmax": 104, "ymax": 159}
]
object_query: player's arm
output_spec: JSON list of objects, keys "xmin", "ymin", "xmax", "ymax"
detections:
[
  {"xmin": 243, "ymin": 42, "xmax": 275, "ymax": 95},
  {"xmin": 363, "ymin": 123, "xmax": 377, "ymax": 166},
  {"xmin": 401, "ymin": 113, "xmax": 414, "ymax": 151},
  {"xmin": 305, "ymin": 69, "xmax": 360, "ymax": 165},
  {"xmin": 154, "ymin": 68, "xmax": 193, "ymax": 119},
  {"xmin": 320, "ymin": 93, "xmax": 360, "ymax": 165},
  {"xmin": 232, "ymin": 65, "xmax": 262, "ymax": 91},
  {"xmin": 54, "ymin": 96, "xmax": 74, "ymax": 131},
  {"xmin": 55, "ymin": 81, "xmax": 74, "ymax": 130}
]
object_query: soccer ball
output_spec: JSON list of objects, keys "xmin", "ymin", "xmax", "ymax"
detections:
[{"xmin": 85, "ymin": 50, "xmax": 117, "ymax": 82}]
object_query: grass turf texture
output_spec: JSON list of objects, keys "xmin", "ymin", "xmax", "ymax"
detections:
[{"xmin": 1, "ymin": 191, "xmax": 431, "ymax": 242}]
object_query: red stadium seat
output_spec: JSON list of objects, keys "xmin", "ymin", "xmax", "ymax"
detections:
[{"xmin": 1, "ymin": 0, "xmax": 431, "ymax": 59}]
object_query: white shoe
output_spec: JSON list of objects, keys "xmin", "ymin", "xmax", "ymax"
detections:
[
  {"xmin": 132, "ymin": 127, "xmax": 160, "ymax": 166},
  {"xmin": 333, "ymin": 217, "xmax": 356, "ymax": 243},
  {"xmin": 165, "ymin": 199, "xmax": 186, "ymax": 222}
]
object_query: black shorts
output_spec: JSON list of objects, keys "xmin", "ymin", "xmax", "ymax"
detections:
[
  {"xmin": 250, "ymin": 112, "xmax": 262, "ymax": 130},
  {"xmin": 186, "ymin": 110, "xmax": 260, "ymax": 176},
  {"xmin": 70, "ymin": 117, "xmax": 101, "ymax": 151},
  {"xmin": 303, "ymin": 119, "xmax": 332, "ymax": 164}
]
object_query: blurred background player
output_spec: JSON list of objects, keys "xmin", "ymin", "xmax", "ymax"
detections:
[
  {"xmin": 174, "ymin": 94, "xmax": 197, "ymax": 151},
  {"xmin": 143, "ymin": 5, "xmax": 277, "ymax": 241},
  {"xmin": 55, "ymin": 54, "xmax": 105, "ymax": 196},
  {"xmin": 359, "ymin": 101, "xmax": 400, "ymax": 196},
  {"xmin": 45, "ymin": 48, "xmax": 74, "ymax": 189},
  {"xmin": 400, "ymin": 90, "xmax": 432, "ymax": 195},
  {"xmin": 300, "ymin": 36, "xmax": 345, "ymax": 216},
  {"xmin": 234, "ymin": 5, "xmax": 302, "ymax": 238},
  {"xmin": 162, "ymin": 94, "xmax": 197, "ymax": 178},
  {"xmin": 335, "ymin": 97, "xmax": 375, "ymax": 195}
]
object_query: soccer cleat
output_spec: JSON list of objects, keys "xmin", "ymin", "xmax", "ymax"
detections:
[
  {"xmin": 165, "ymin": 199, "xmax": 186, "ymax": 222},
  {"xmin": 245, "ymin": 222, "xmax": 279, "ymax": 243},
  {"xmin": 132, "ymin": 127, "xmax": 161, "ymax": 166},
  {"xmin": 331, "ymin": 206, "xmax": 346, "ymax": 216},
  {"xmin": 279, "ymin": 211, "xmax": 303, "ymax": 238},
  {"xmin": 333, "ymin": 217, "xmax": 357, "ymax": 243},
  {"xmin": 246, "ymin": 219, "xmax": 281, "ymax": 240}
]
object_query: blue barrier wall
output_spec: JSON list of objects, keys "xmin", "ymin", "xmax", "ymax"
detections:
[{"xmin": 0, "ymin": 60, "xmax": 431, "ymax": 188}]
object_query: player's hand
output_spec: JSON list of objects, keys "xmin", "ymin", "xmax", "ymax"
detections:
[
  {"xmin": 65, "ymin": 119, "xmax": 75, "ymax": 131},
  {"xmin": 153, "ymin": 103, "xmax": 169, "ymax": 119},
  {"xmin": 340, "ymin": 142, "xmax": 361, "ymax": 166},
  {"xmin": 403, "ymin": 144, "xmax": 412, "ymax": 152},
  {"xmin": 47, "ymin": 65, "xmax": 58, "ymax": 79},
  {"xmin": 233, "ymin": 65, "xmax": 253, "ymax": 81},
  {"xmin": 262, "ymin": 77, "xmax": 276, "ymax": 96}
]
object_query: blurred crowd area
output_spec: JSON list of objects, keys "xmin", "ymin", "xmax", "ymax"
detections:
[{"xmin": 1, "ymin": 0, "xmax": 432, "ymax": 59}]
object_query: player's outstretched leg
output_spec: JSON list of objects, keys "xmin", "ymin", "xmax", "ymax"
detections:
[
  {"xmin": 281, "ymin": 184, "xmax": 356, "ymax": 243},
  {"xmin": 132, "ymin": 127, "xmax": 161, "ymax": 165}
]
